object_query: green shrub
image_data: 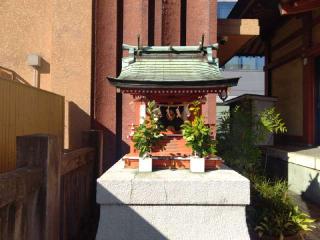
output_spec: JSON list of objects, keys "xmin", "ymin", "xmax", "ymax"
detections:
[
  {"xmin": 132, "ymin": 101, "xmax": 163, "ymax": 157},
  {"xmin": 181, "ymin": 100, "xmax": 216, "ymax": 157},
  {"xmin": 216, "ymin": 105, "xmax": 315, "ymax": 239},
  {"xmin": 217, "ymin": 105, "xmax": 287, "ymax": 176},
  {"xmin": 252, "ymin": 178, "xmax": 315, "ymax": 239}
]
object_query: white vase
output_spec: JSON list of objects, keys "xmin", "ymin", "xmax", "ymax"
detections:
[
  {"xmin": 190, "ymin": 156, "xmax": 205, "ymax": 173},
  {"xmin": 139, "ymin": 156, "xmax": 152, "ymax": 172}
]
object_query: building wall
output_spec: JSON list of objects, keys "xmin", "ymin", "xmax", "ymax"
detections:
[
  {"xmin": 0, "ymin": 0, "xmax": 92, "ymax": 149},
  {"xmin": 222, "ymin": 70, "xmax": 265, "ymax": 97},
  {"xmin": 266, "ymin": 11, "xmax": 320, "ymax": 145},
  {"xmin": 271, "ymin": 17, "xmax": 302, "ymax": 47},
  {"xmin": 268, "ymin": 17, "xmax": 304, "ymax": 139},
  {"xmin": 272, "ymin": 59, "xmax": 303, "ymax": 136},
  {"xmin": 0, "ymin": 78, "xmax": 64, "ymax": 173}
]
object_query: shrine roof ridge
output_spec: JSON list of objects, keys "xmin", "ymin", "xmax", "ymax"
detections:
[
  {"xmin": 107, "ymin": 42, "xmax": 240, "ymax": 90},
  {"xmin": 122, "ymin": 43, "xmax": 219, "ymax": 55}
]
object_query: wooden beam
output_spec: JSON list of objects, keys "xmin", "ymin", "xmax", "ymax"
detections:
[
  {"xmin": 218, "ymin": 19, "xmax": 259, "ymax": 36},
  {"xmin": 218, "ymin": 35, "xmax": 254, "ymax": 66},
  {"xmin": 279, "ymin": 0, "xmax": 320, "ymax": 15},
  {"xmin": 265, "ymin": 47, "xmax": 302, "ymax": 70},
  {"xmin": 272, "ymin": 28, "xmax": 303, "ymax": 51},
  {"xmin": 237, "ymin": 0, "xmax": 256, "ymax": 18},
  {"xmin": 305, "ymin": 43, "xmax": 320, "ymax": 57},
  {"xmin": 250, "ymin": 37, "xmax": 263, "ymax": 55},
  {"xmin": 217, "ymin": 19, "xmax": 260, "ymax": 65},
  {"xmin": 61, "ymin": 148, "xmax": 95, "ymax": 175}
]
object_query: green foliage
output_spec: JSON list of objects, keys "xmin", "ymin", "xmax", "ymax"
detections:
[
  {"xmin": 132, "ymin": 101, "xmax": 163, "ymax": 157},
  {"xmin": 216, "ymin": 103, "xmax": 314, "ymax": 239},
  {"xmin": 257, "ymin": 107, "xmax": 287, "ymax": 142},
  {"xmin": 253, "ymin": 178, "xmax": 315, "ymax": 239},
  {"xmin": 181, "ymin": 100, "xmax": 216, "ymax": 158},
  {"xmin": 217, "ymin": 105, "xmax": 261, "ymax": 175},
  {"xmin": 290, "ymin": 206, "xmax": 316, "ymax": 232},
  {"xmin": 217, "ymin": 105, "xmax": 287, "ymax": 175}
]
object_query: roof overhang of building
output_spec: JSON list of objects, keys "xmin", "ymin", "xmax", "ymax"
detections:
[
  {"xmin": 217, "ymin": 19, "xmax": 260, "ymax": 65},
  {"xmin": 227, "ymin": 0, "xmax": 320, "ymax": 57},
  {"xmin": 279, "ymin": 0, "xmax": 320, "ymax": 16},
  {"xmin": 227, "ymin": 0, "xmax": 281, "ymax": 57}
]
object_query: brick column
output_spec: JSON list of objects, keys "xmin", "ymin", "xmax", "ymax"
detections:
[
  {"xmin": 94, "ymin": 0, "xmax": 123, "ymax": 167},
  {"xmin": 186, "ymin": 0, "xmax": 217, "ymax": 128}
]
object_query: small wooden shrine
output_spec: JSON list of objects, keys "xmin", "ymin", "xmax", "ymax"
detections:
[{"xmin": 108, "ymin": 41, "xmax": 239, "ymax": 170}]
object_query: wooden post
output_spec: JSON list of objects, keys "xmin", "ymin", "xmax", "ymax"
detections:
[
  {"xmin": 82, "ymin": 130, "xmax": 104, "ymax": 176},
  {"xmin": 302, "ymin": 13, "xmax": 315, "ymax": 145},
  {"xmin": 264, "ymin": 39, "xmax": 272, "ymax": 97},
  {"xmin": 16, "ymin": 134, "xmax": 61, "ymax": 240}
]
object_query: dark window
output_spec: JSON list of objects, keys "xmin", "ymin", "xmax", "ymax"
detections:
[{"xmin": 159, "ymin": 106, "xmax": 185, "ymax": 132}]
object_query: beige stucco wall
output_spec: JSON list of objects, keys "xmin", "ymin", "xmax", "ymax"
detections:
[
  {"xmin": 272, "ymin": 59, "xmax": 303, "ymax": 136},
  {"xmin": 269, "ymin": 16, "xmax": 305, "ymax": 137},
  {"xmin": 0, "ymin": 0, "xmax": 92, "ymax": 149},
  {"xmin": 0, "ymin": 0, "xmax": 52, "ymax": 88}
]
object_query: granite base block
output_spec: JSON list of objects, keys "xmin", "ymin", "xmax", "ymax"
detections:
[{"xmin": 96, "ymin": 160, "xmax": 250, "ymax": 240}]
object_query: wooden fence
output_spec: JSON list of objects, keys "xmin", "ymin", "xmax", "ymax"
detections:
[
  {"xmin": 0, "ymin": 167, "xmax": 43, "ymax": 240},
  {"xmin": 0, "ymin": 133, "xmax": 101, "ymax": 240},
  {"xmin": 0, "ymin": 77, "xmax": 64, "ymax": 172},
  {"xmin": 60, "ymin": 147, "xmax": 99, "ymax": 240}
]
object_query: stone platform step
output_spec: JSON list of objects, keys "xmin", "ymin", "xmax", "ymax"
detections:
[{"xmin": 96, "ymin": 160, "xmax": 250, "ymax": 240}]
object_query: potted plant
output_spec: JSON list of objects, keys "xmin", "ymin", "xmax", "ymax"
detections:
[
  {"xmin": 132, "ymin": 101, "xmax": 163, "ymax": 172},
  {"xmin": 181, "ymin": 101, "xmax": 216, "ymax": 173}
]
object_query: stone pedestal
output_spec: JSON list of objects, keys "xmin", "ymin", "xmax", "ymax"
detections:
[{"xmin": 96, "ymin": 160, "xmax": 250, "ymax": 240}]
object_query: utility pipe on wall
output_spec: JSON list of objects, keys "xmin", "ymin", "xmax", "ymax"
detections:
[{"xmin": 27, "ymin": 54, "xmax": 41, "ymax": 88}]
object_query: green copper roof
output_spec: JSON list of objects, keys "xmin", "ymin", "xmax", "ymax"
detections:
[{"xmin": 108, "ymin": 45, "xmax": 239, "ymax": 89}]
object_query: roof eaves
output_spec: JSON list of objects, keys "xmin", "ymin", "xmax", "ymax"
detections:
[{"xmin": 107, "ymin": 77, "xmax": 240, "ymax": 89}]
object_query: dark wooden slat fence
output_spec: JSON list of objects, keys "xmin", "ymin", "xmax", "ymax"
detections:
[
  {"xmin": 0, "ymin": 132, "xmax": 102, "ymax": 240},
  {"xmin": 60, "ymin": 148, "xmax": 99, "ymax": 240}
]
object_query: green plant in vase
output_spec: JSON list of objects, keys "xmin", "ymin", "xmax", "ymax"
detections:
[
  {"xmin": 181, "ymin": 100, "xmax": 216, "ymax": 172},
  {"xmin": 132, "ymin": 100, "xmax": 163, "ymax": 172}
]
